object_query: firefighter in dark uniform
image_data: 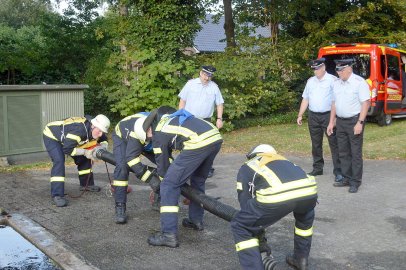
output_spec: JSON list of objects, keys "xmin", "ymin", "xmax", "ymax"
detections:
[
  {"xmin": 43, "ymin": 114, "xmax": 110, "ymax": 207},
  {"xmin": 231, "ymin": 144, "xmax": 318, "ymax": 270},
  {"xmin": 112, "ymin": 112, "xmax": 169, "ymax": 224},
  {"xmin": 146, "ymin": 107, "xmax": 223, "ymax": 248}
]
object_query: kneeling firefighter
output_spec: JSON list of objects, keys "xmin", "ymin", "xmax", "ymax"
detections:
[
  {"xmin": 231, "ymin": 144, "xmax": 318, "ymax": 270},
  {"xmin": 43, "ymin": 115, "xmax": 110, "ymax": 207},
  {"xmin": 112, "ymin": 112, "xmax": 174, "ymax": 224},
  {"xmin": 146, "ymin": 107, "xmax": 223, "ymax": 248}
]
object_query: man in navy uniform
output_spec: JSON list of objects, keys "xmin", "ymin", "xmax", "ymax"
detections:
[
  {"xmin": 297, "ymin": 58, "xmax": 342, "ymax": 181},
  {"xmin": 43, "ymin": 114, "xmax": 110, "ymax": 207},
  {"xmin": 327, "ymin": 58, "xmax": 370, "ymax": 193},
  {"xmin": 112, "ymin": 112, "xmax": 166, "ymax": 224},
  {"xmin": 231, "ymin": 144, "xmax": 318, "ymax": 270},
  {"xmin": 146, "ymin": 106, "xmax": 223, "ymax": 248}
]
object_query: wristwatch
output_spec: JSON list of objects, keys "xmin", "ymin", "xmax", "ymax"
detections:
[{"xmin": 358, "ymin": 120, "xmax": 364, "ymax": 124}]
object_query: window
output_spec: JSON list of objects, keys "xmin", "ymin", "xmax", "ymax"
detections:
[{"xmin": 324, "ymin": 53, "xmax": 371, "ymax": 79}]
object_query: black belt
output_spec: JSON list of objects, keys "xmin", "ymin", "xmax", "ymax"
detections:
[
  {"xmin": 310, "ymin": 111, "xmax": 330, "ymax": 115},
  {"xmin": 336, "ymin": 114, "xmax": 359, "ymax": 120}
]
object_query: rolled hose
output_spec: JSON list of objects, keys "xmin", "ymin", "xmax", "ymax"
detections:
[{"xmin": 95, "ymin": 149, "xmax": 238, "ymax": 222}]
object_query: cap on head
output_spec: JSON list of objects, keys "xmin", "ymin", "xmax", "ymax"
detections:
[
  {"xmin": 309, "ymin": 58, "xmax": 325, "ymax": 70},
  {"xmin": 91, "ymin": 114, "xmax": 110, "ymax": 133},
  {"xmin": 142, "ymin": 106, "xmax": 177, "ymax": 133},
  {"xmin": 133, "ymin": 116, "xmax": 148, "ymax": 142},
  {"xmin": 202, "ymin": 65, "xmax": 216, "ymax": 76},
  {"xmin": 334, "ymin": 58, "xmax": 355, "ymax": 71},
  {"xmin": 246, "ymin": 144, "xmax": 277, "ymax": 159}
]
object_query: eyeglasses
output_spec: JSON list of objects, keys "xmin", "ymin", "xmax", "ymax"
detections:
[
  {"xmin": 202, "ymin": 71, "xmax": 213, "ymax": 78},
  {"xmin": 335, "ymin": 66, "xmax": 348, "ymax": 72}
]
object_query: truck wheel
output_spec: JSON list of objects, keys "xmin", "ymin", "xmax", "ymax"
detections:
[{"xmin": 376, "ymin": 111, "xmax": 392, "ymax": 126}]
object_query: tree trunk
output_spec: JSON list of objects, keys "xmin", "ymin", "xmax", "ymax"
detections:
[
  {"xmin": 119, "ymin": 1, "xmax": 130, "ymax": 86},
  {"xmin": 223, "ymin": 0, "xmax": 236, "ymax": 48}
]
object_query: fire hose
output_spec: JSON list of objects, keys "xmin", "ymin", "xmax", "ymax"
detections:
[
  {"xmin": 94, "ymin": 149, "xmax": 238, "ymax": 222},
  {"xmin": 94, "ymin": 148, "xmax": 278, "ymax": 269}
]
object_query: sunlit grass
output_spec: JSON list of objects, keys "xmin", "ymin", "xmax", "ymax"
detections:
[{"xmin": 222, "ymin": 118, "xmax": 406, "ymax": 160}]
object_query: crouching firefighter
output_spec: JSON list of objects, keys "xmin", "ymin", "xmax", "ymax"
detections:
[
  {"xmin": 43, "ymin": 115, "xmax": 110, "ymax": 207},
  {"xmin": 112, "ymin": 112, "xmax": 172, "ymax": 224},
  {"xmin": 231, "ymin": 144, "xmax": 318, "ymax": 270},
  {"xmin": 145, "ymin": 107, "xmax": 223, "ymax": 248}
]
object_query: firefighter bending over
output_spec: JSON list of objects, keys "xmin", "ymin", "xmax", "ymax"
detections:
[
  {"xmin": 231, "ymin": 144, "xmax": 318, "ymax": 270},
  {"xmin": 43, "ymin": 115, "xmax": 110, "ymax": 207},
  {"xmin": 146, "ymin": 106, "xmax": 223, "ymax": 248},
  {"xmin": 112, "ymin": 112, "xmax": 171, "ymax": 224}
]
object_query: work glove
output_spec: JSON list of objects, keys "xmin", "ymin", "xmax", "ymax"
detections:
[{"xmin": 84, "ymin": 149, "xmax": 95, "ymax": 160}]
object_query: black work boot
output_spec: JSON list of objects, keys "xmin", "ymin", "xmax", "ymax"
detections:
[
  {"xmin": 147, "ymin": 232, "xmax": 179, "ymax": 248},
  {"xmin": 286, "ymin": 253, "xmax": 308, "ymax": 270},
  {"xmin": 182, "ymin": 218, "xmax": 204, "ymax": 231},
  {"xmin": 115, "ymin": 203, "xmax": 127, "ymax": 224},
  {"xmin": 258, "ymin": 231, "xmax": 272, "ymax": 256}
]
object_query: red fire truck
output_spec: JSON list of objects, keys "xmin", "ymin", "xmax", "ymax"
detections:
[{"xmin": 318, "ymin": 43, "xmax": 406, "ymax": 126}]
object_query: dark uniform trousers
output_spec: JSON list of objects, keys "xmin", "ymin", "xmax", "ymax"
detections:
[
  {"xmin": 231, "ymin": 198, "xmax": 316, "ymax": 270},
  {"xmin": 231, "ymin": 156, "xmax": 317, "ymax": 270},
  {"xmin": 308, "ymin": 111, "xmax": 341, "ymax": 175},
  {"xmin": 43, "ymin": 135, "xmax": 93, "ymax": 197},
  {"xmin": 160, "ymin": 141, "xmax": 222, "ymax": 234},
  {"xmin": 112, "ymin": 131, "xmax": 155, "ymax": 203},
  {"xmin": 336, "ymin": 116, "xmax": 364, "ymax": 187}
]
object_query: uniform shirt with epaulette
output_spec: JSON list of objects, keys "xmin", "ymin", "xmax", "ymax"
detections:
[
  {"xmin": 152, "ymin": 115, "xmax": 223, "ymax": 178},
  {"xmin": 302, "ymin": 73, "xmax": 337, "ymax": 113},
  {"xmin": 333, "ymin": 73, "xmax": 370, "ymax": 118}
]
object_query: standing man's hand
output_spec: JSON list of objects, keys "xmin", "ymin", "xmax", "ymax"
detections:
[
  {"xmin": 354, "ymin": 122, "xmax": 363, "ymax": 135},
  {"xmin": 327, "ymin": 123, "xmax": 334, "ymax": 136},
  {"xmin": 216, "ymin": 118, "xmax": 223, "ymax": 129},
  {"xmin": 297, "ymin": 116, "xmax": 303, "ymax": 125}
]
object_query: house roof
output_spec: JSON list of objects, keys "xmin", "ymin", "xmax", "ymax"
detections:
[{"xmin": 194, "ymin": 14, "xmax": 271, "ymax": 53}]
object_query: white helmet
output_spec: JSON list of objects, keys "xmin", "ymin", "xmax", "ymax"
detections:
[
  {"xmin": 133, "ymin": 116, "xmax": 147, "ymax": 143},
  {"xmin": 91, "ymin": 114, "xmax": 110, "ymax": 133},
  {"xmin": 246, "ymin": 144, "xmax": 277, "ymax": 159}
]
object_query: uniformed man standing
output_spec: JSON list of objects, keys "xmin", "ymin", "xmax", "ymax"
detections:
[
  {"xmin": 231, "ymin": 144, "xmax": 318, "ymax": 270},
  {"xmin": 178, "ymin": 65, "xmax": 224, "ymax": 178},
  {"xmin": 112, "ymin": 112, "xmax": 164, "ymax": 224},
  {"xmin": 146, "ymin": 107, "xmax": 223, "ymax": 248},
  {"xmin": 43, "ymin": 115, "xmax": 110, "ymax": 207},
  {"xmin": 327, "ymin": 59, "xmax": 370, "ymax": 193},
  {"xmin": 297, "ymin": 58, "xmax": 342, "ymax": 181}
]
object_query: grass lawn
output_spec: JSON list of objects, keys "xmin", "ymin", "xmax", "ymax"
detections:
[{"xmin": 221, "ymin": 118, "xmax": 406, "ymax": 160}]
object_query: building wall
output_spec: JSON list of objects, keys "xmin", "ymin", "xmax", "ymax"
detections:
[{"xmin": 0, "ymin": 85, "xmax": 86, "ymax": 157}]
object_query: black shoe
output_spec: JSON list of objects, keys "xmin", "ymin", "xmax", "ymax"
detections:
[
  {"xmin": 182, "ymin": 218, "xmax": 204, "ymax": 231},
  {"xmin": 207, "ymin": 168, "xmax": 215, "ymax": 178},
  {"xmin": 53, "ymin": 196, "xmax": 68, "ymax": 207},
  {"xmin": 335, "ymin": 174, "xmax": 344, "ymax": 182},
  {"xmin": 258, "ymin": 232, "xmax": 272, "ymax": 256},
  {"xmin": 286, "ymin": 253, "xmax": 308, "ymax": 270},
  {"xmin": 147, "ymin": 232, "xmax": 179, "ymax": 248},
  {"xmin": 115, "ymin": 203, "xmax": 127, "ymax": 224},
  {"xmin": 308, "ymin": 170, "xmax": 323, "ymax": 176},
  {"xmin": 333, "ymin": 179, "xmax": 349, "ymax": 187},
  {"xmin": 349, "ymin": 186, "xmax": 359, "ymax": 193}
]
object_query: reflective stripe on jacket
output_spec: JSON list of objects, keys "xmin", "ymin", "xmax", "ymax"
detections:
[{"xmin": 239, "ymin": 154, "xmax": 317, "ymax": 204}]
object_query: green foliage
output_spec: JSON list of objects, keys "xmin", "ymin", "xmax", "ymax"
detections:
[
  {"xmin": 97, "ymin": 48, "xmax": 196, "ymax": 115},
  {"xmin": 196, "ymin": 36, "xmax": 307, "ymax": 124},
  {"xmin": 86, "ymin": 0, "xmax": 205, "ymax": 116}
]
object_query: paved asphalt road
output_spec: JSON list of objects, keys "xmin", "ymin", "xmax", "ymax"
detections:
[{"xmin": 1, "ymin": 154, "xmax": 405, "ymax": 269}]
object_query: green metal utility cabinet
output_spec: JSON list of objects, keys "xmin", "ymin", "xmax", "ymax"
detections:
[{"xmin": 0, "ymin": 85, "xmax": 87, "ymax": 157}]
